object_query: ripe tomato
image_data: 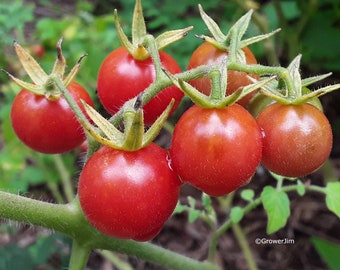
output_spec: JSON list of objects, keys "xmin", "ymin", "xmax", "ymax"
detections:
[
  {"xmin": 11, "ymin": 82, "xmax": 94, "ymax": 154},
  {"xmin": 97, "ymin": 46, "xmax": 184, "ymax": 126},
  {"xmin": 187, "ymin": 42, "xmax": 259, "ymax": 107},
  {"xmin": 170, "ymin": 104, "xmax": 262, "ymax": 197},
  {"xmin": 256, "ymin": 103, "xmax": 333, "ymax": 177},
  {"xmin": 78, "ymin": 143, "xmax": 181, "ymax": 241}
]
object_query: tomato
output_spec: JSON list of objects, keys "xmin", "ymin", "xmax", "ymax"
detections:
[
  {"xmin": 97, "ymin": 46, "xmax": 184, "ymax": 126},
  {"xmin": 11, "ymin": 82, "xmax": 94, "ymax": 154},
  {"xmin": 187, "ymin": 42, "xmax": 259, "ymax": 107},
  {"xmin": 256, "ymin": 103, "xmax": 332, "ymax": 177},
  {"xmin": 78, "ymin": 143, "xmax": 181, "ymax": 241},
  {"xmin": 30, "ymin": 44, "xmax": 45, "ymax": 58},
  {"xmin": 170, "ymin": 104, "xmax": 262, "ymax": 197}
]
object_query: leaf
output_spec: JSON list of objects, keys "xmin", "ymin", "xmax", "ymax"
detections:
[
  {"xmin": 240, "ymin": 189, "xmax": 254, "ymax": 201},
  {"xmin": 311, "ymin": 236, "xmax": 340, "ymax": 270},
  {"xmin": 325, "ymin": 182, "xmax": 340, "ymax": 218},
  {"xmin": 261, "ymin": 186, "xmax": 290, "ymax": 234},
  {"xmin": 188, "ymin": 209, "xmax": 201, "ymax": 223},
  {"xmin": 230, "ymin": 207, "xmax": 244, "ymax": 223}
]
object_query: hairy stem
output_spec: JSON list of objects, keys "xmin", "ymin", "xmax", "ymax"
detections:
[{"xmin": 0, "ymin": 191, "xmax": 218, "ymax": 270}]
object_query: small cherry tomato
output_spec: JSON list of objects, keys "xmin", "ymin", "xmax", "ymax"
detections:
[
  {"xmin": 187, "ymin": 42, "xmax": 259, "ymax": 107},
  {"xmin": 256, "ymin": 103, "xmax": 332, "ymax": 177},
  {"xmin": 11, "ymin": 82, "xmax": 93, "ymax": 154},
  {"xmin": 170, "ymin": 104, "xmax": 262, "ymax": 196},
  {"xmin": 97, "ymin": 46, "xmax": 184, "ymax": 125},
  {"xmin": 78, "ymin": 143, "xmax": 181, "ymax": 241}
]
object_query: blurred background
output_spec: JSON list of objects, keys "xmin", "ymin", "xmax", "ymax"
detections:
[{"xmin": 0, "ymin": 0, "xmax": 340, "ymax": 269}]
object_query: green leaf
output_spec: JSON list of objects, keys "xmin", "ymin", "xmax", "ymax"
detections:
[
  {"xmin": 173, "ymin": 203, "xmax": 186, "ymax": 214},
  {"xmin": 325, "ymin": 182, "xmax": 340, "ymax": 218},
  {"xmin": 188, "ymin": 209, "xmax": 201, "ymax": 223},
  {"xmin": 240, "ymin": 189, "xmax": 254, "ymax": 201},
  {"xmin": 261, "ymin": 186, "xmax": 290, "ymax": 234},
  {"xmin": 230, "ymin": 207, "xmax": 244, "ymax": 223},
  {"xmin": 311, "ymin": 236, "xmax": 340, "ymax": 270}
]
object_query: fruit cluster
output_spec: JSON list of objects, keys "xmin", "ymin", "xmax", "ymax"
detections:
[{"xmin": 6, "ymin": 0, "xmax": 336, "ymax": 242}]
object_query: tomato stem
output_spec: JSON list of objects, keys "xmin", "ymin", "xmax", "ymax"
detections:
[
  {"xmin": 69, "ymin": 241, "xmax": 91, "ymax": 270},
  {"xmin": 0, "ymin": 191, "xmax": 218, "ymax": 270}
]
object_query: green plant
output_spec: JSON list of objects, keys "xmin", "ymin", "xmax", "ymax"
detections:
[{"xmin": 1, "ymin": 1, "xmax": 340, "ymax": 270}]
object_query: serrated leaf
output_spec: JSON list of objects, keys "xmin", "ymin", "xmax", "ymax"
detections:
[
  {"xmin": 325, "ymin": 182, "xmax": 340, "ymax": 218},
  {"xmin": 261, "ymin": 186, "xmax": 290, "ymax": 234},
  {"xmin": 240, "ymin": 189, "xmax": 255, "ymax": 201},
  {"xmin": 230, "ymin": 207, "xmax": 244, "ymax": 223}
]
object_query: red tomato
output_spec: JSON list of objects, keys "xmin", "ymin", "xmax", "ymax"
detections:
[
  {"xmin": 170, "ymin": 104, "xmax": 262, "ymax": 197},
  {"xmin": 30, "ymin": 44, "xmax": 45, "ymax": 58},
  {"xmin": 97, "ymin": 46, "xmax": 184, "ymax": 125},
  {"xmin": 11, "ymin": 82, "xmax": 94, "ymax": 154},
  {"xmin": 187, "ymin": 42, "xmax": 259, "ymax": 107},
  {"xmin": 78, "ymin": 143, "xmax": 181, "ymax": 241},
  {"xmin": 257, "ymin": 103, "xmax": 333, "ymax": 177}
]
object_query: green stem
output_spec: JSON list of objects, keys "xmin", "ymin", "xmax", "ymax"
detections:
[
  {"xmin": 53, "ymin": 154, "xmax": 75, "ymax": 202},
  {"xmin": 69, "ymin": 240, "xmax": 91, "ymax": 270},
  {"xmin": 232, "ymin": 223, "xmax": 258, "ymax": 270},
  {"xmin": 0, "ymin": 191, "xmax": 218, "ymax": 270},
  {"xmin": 97, "ymin": 250, "xmax": 134, "ymax": 270}
]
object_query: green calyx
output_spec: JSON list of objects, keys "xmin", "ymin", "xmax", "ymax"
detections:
[
  {"xmin": 258, "ymin": 55, "xmax": 340, "ymax": 105},
  {"xmin": 164, "ymin": 64, "xmax": 276, "ymax": 109},
  {"xmin": 80, "ymin": 95, "xmax": 174, "ymax": 151},
  {"xmin": 197, "ymin": 4, "xmax": 280, "ymax": 62},
  {"xmin": 114, "ymin": 0, "xmax": 193, "ymax": 60},
  {"xmin": 4, "ymin": 38, "xmax": 85, "ymax": 101}
]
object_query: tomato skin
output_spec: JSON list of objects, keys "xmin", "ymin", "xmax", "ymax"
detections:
[
  {"xmin": 187, "ymin": 42, "xmax": 259, "ymax": 107},
  {"xmin": 97, "ymin": 46, "xmax": 184, "ymax": 125},
  {"xmin": 78, "ymin": 143, "xmax": 181, "ymax": 241},
  {"xmin": 257, "ymin": 103, "xmax": 333, "ymax": 177},
  {"xmin": 11, "ymin": 82, "xmax": 93, "ymax": 154},
  {"xmin": 170, "ymin": 104, "xmax": 262, "ymax": 197}
]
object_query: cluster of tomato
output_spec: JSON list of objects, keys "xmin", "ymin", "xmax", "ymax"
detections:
[{"xmin": 8, "ymin": 3, "xmax": 333, "ymax": 242}]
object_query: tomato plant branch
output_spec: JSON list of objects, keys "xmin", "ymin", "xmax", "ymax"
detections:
[
  {"xmin": 232, "ymin": 223, "xmax": 259, "ymax": 270},
  {"xmin": 69, "ymin": 240, "xmax": 91, "ymax": 270},
  {"xmin": 0, "ymin": 191, "xmax": 218, "ymax": 270},
  {"xmin": 53, "ymin": 154, "xmax": 75, "ymax": 202}
]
